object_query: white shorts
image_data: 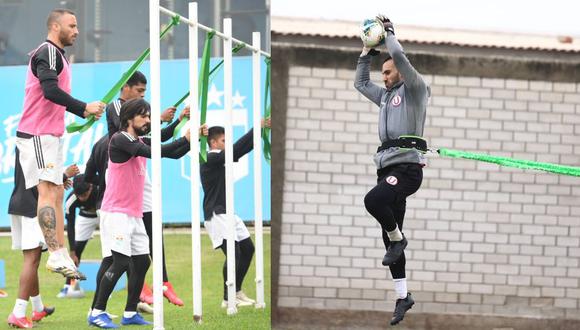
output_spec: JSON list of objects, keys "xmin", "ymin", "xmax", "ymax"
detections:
[
  {"xmin": 204, "ymin": 213, "xmax": 250, "ymax": 249},
  {"xmin": 99, "ymin": 211, "xmax": 149, "ymax": 257},
  {"xmin": 16, "ymin": 135, "xmax": 63, "ymax": 189},
  {"xmin": 10, "ymin": 215, "xmax": 47, "ymax": 251},
  {"xmin": 75, "ymin": 215, "xmax": 99, "ymax": 242}
]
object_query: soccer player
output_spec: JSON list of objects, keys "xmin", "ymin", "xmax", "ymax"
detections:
[
  {"xmin": 200, "ymin": 117, "xmax": 271, "ymax": 308},
  {"xmin": 355, "ymin": 16, "xmax": 429, "ymax": 325},
  {"xmin": 7, "ymin": 151, "xmax": 79, "ymax": 328},
  {"xmin": 88, "ymin": 98, "xmax": 192, "ymax": 328},
  {"xmin": 16, "ymin": 8, "xmax": 104, "ymax": 279},
  {"xmin": 57, "ymin": 174, "xmax": 99, "ymax": 299},
  {"xmin": 83, "ymin": 71, "xmax": 190, "ymax": 310}
]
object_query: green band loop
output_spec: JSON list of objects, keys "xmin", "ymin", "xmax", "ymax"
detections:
[
  {"xmin": 438, "ymin": 148, "xmax": 580, "ymax": 177},
  {"xmin": 66, "ymin": 17, "xmax": 180, "ymax": 134},
  {"xmin": 262, "ymin": 57, "xmax": 271, "ymax": 164}
]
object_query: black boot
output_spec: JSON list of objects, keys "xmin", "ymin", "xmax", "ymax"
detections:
[
  {"xmin": 382, "ymin": 236, "xmax": 407, "ymax": 266},
  {"xmin": 390, "ymin": 292, "xmax": 414, "ymax": 325}
]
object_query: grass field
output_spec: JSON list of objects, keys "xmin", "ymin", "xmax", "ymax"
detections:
[{"xmin": 0, "ymin": 231, "xmax": 271, "ymax": 329}]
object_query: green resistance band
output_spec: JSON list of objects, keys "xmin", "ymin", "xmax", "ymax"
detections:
[
  {"xmin": 262, "ymin": 57, "xmax": 271, "ymax": 164},
  {"xmin": 438, "ymin": 148, "xmax": 580, "ymax": 177},
  {"xmin": 66, "ymin": 15, "xmax": 181, "ymax": 134},
  {"xmin": 172, "ymin": 42, "xmax": 247, "ymax": 141}
]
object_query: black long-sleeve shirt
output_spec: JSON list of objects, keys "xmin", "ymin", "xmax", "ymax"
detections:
[
  {"xmin": 84, "ymin": 135, "xmax": 109, "ymax": 209},
  {"xmin": 109, "ymin": 131, "xmax": 190, "ymax": 163},
  {"xmin": 64, "ymin": 188, "xmax": 98, "ymax": 248},
  {"xmin": 32, "ymin": 40, "xmax": 86, "ymax": 118},
  {"xmin": 106, "ymin": 98, "xmax": 180, "ymax": 139},
  {"xmin": 200, "ymin": 129, "xmax": 254, "ymax": 220},
  {"xmin": 86, "ymin": 98, "xmax": 184, "ymax": 208}
]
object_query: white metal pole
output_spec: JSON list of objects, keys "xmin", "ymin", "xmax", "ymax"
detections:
[
  {"xmin": 149, "ymin": 0, "xmax": 164, "ymax": 329},
  {"xmin": 223, "ymin": 17, "xmax": 237, "ymax": 316},
  {"xmin": 252, "ymin": 31, "xmax": 266, "ymax": 309},
  {"xmin": 159, "ymin": 6, "xmax": 271, "ymax": 58},
  {"xmin": 188, "ymin": 1, "xmax": 203, "ymax": 324}
]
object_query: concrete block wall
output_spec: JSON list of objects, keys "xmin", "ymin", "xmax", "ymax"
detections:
[{"xmin": 278, "ymin": 65, "xmax": 580, "ymax": 319}]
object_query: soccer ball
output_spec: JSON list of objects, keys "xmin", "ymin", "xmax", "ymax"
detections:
[{"xmin": 359, "ymin": 18, "xmax": 385, "ymax": 48}]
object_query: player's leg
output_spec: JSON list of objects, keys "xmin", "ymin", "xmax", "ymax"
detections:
[
  {"xmin": 8, "ymin": 248, "xmax": 41, "ymax": 328},
  {"xmin": 89, "ymin": 211, "xmax": 133, "ymax": 328},
  {"xmin": 138, "ymin": 212, "xmax": 154, "ymax": 305},
  {"xmin": 235, "ymin": 237, "xmax": 255, "ymax": 304},
  {"xmin": 27, "ymin": 248, "xmax": 55, "ymax": 322},
  {"xmin": 219, "ymin": 239, "xmax": 252, "ymax": 308},
  {"xmin": 121, "ymin": 216, "xmax": 152, "ymax": 325},
  {"xmin": 122, "ymin": 254, "xmax": 151, "ymax": 325},
  {"xmin": 37, "ymin": 181, "xmax": 61, "ymax": 252},
  {"xmin": 90, "ymin": 256, "xmax": 113, "ymax": 310},
  {"xmin": 89, "ymin": 251, "xmax": 128, "ymax": 328},
  {"xmin": 389, "ymin": 199, "xmax": 414, "ymax": 326},
  {"xmin": 38, "ymin": 182, "xmax": 83, "ymax": 279},
  {"xmin": 8, "ymin": 215, "xmax": 52, "ymax": 328}
]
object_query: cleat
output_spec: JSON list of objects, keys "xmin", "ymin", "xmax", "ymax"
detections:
[
  {"xmin": 56, "ymin": 285, "xmax": 69, "ymax": 298},
  {"xmin": 66, "ymin": 280, "xmax": 85, "ymax": 298},
  {"xmin": 137, "ymin": 302, "xmax": 153, "ymax": 314},
  {"xmin": 74, "ymin": 270, "xmax": 87, "ymax": 281},
  {"xmin": 139, "ymin": 283, "xmax": 153, "ymax": 305},
  {"xmin": 46, "ymin": 252, "xmax": 86, "ymax": 280},
  {"xmin": 7, "ymin": 314, "xmax": 32, "ymax": 328},
  {"xmin": 163, "ymin": 282, "xmax": 184, "ymax": 306},
  {"xmin": 32, "ymin": 306, "xmax": 55, "ymax": 322},
  {"xmin": 382, "ymin": 236, "xmax": 408, "ymax": 266},
  {"xmin": 390, "ymin": 292, "xmax": 415, "ymax": 325},
  {"xmin": 88, "ymin": 312, "xmax": 119, "ymax": 329},
  {"xmin": 236, "ymin": 291, "xmax": 256, "ymax": 304},
  {"xmin": 221, "ymin": 298, "xmax": 253, "ymax": 308},
  {"xmin": 121, "ymin": 313, "xmax": 152, "ymax": 326}
]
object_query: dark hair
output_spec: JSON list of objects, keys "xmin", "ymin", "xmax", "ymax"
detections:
[
  {"xmin": 124, "ymin": 71, "xmax": 147, "ymax": 89},
  {"xmin": 208, "ymin": 126, "xmax": 225, "ymax": 145},
  {"xmin": 46, "ymin": 9, "xmax": 75, "ymax": 29},
  {"xmin": 73, "ymin": 174, "xmax": 90, "ymax": 196},
  {"xmin": 119, "ymin": 98, "xmax": 151, "ymax": 130},
  {"xmin": 383, "ymin": 54, "xmax": 393, "ymax": 64}
]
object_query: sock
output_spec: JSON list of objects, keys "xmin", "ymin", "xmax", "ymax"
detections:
[
  {"xmin": 30, "ymin": 295, "xmax": 44, "ymax": 313},
  {"xmin": 91, "ymin": 309, "xmax": 104, "ymax": 317},
  {"xmin": 12, "ymin": 299, "xmax": 28, "ymax": 318},
  {"xmin": 123, "ymin": 311, "xmax": 136, "ymax": 318},
  {"xmin": 393, "ymin": 278, "xmax": 408, "ymax": 299},
  {"xmin": 58, "ymin": 247, "xmax": 68, "ymax": 256},
  {"xmin": 386, "ymin": 226, "xmax": 403, "ymax": 242}
]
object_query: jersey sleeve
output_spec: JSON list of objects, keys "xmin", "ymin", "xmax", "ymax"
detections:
[{"xmin": 33, "ymin": 44, "xmax": 86, "ymax": 117}]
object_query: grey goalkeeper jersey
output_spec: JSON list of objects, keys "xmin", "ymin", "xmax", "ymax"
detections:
[{"xmin": 355, "ymin": 32, "xmax": 430, "ymax": 170}]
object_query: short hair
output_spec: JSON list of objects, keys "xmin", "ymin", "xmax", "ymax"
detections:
[
  {"xmin": 125, "ymin": 71, "xmax": 147, "ymax": 89},
  {"xmin": 119, "ymin": 98, "xmax": 151, "ymax": 130},
  {"xmin": 208, "ymin": 126, "xmax": 225, "ymax": 145},
  {"xmin": 72, "ymin": 174, "xmax": 90, "ymax": 196},
  {"xmin": 383, "ymin": 54, "xmax": 393, "ymax": 64},
  {"xmin": 46, "ymin": 9, "xmax": 75, "ymax": 30}
]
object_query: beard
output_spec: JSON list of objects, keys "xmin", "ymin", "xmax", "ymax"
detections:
[
  {"xmin": 135, "ymin": 124, "xmax": 151, "ymax": 136},
  {"xmin": 59, "ymin": 30, "xmax": 74, "ymax": 47}
]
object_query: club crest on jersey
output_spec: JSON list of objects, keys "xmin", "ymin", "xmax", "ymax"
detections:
[
  {"xmin": 391, "ymin": 94, "xmax": 401, "ymax": 107},
  {"xmin": 386, "ymin": 175, "xmax": 398, "ymax": 185}
]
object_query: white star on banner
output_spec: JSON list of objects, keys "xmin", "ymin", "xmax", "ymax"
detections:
[
  {"xmin": 232, "ymin": 90, "xmax": 246, "ymax": 108},
  {"xmin": 207, "ymin": 84, "xmax": 224, "ymax": 107}
]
